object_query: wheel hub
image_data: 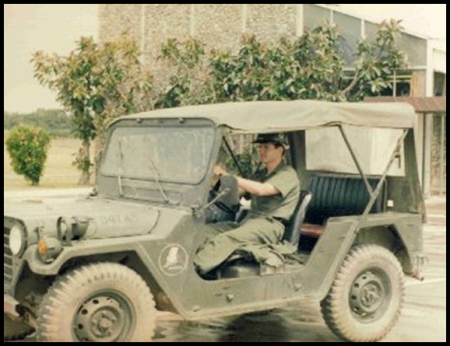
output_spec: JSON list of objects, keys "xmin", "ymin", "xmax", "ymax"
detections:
[
  {"xmin": 350, "ymin": 270, "xmax": 386, "ymax": 320},
  {"xmin": 74, "ymin": 295, "xmax": 130, "ymax": 341}
]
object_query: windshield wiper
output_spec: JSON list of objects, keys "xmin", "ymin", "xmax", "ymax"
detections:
[
  {"xmin": 147, "ymin": 155, "xmax": 170, "ymax": 204},
  {"xmin": 117, "ymin": 138, "xmax": 169, "ymax": 203}
]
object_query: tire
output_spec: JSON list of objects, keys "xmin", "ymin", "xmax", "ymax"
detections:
[
  {"xmin": 4, "ymin": 314, "xmax": 35, "ymax": 341},
  {"xmin": 36, "ymin": 262, "xmax": 156, "ymax": 342},
  {"xmin": 320, "ymin": 244, "xmax": 404, "ymax": 342}
]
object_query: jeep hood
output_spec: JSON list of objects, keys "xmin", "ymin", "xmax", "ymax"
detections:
[{"xmin": 4, "ymin": 195, "xmax": 190, "ymax": 239}]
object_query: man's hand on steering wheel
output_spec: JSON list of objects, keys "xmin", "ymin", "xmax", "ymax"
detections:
[{"xmin": 208, "ymin": 166, "xmax": 240, "ymax": 215}]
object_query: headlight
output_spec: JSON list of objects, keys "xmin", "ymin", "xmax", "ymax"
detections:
[
  {"xmin": 9, "ymin": 224, "xmax": 26, "ymax": 256},
  {"xmin": 37, "ymin": 237, "xmax": 63, "ymax": 263}
]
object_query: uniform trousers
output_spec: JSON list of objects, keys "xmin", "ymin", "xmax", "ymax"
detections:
[{"xmin": 194, "ymin": 217, "xmax": 284, "ymax": 275}]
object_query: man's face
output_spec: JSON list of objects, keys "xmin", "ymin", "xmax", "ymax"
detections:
[{"xmin": 257, "ymin": 143, "xmax": 283, "ymax": 164}]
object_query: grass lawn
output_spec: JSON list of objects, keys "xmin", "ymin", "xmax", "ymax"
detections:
[{"xmin": 4, "ymin": 132, "xmax": 93, "ymax": 191}]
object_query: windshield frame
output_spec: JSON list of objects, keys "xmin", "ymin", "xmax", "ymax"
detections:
[
  {"xmin": 96, "ymin": 117, "xmax": 219, "ymax": 206},
  {"xmin": 100, "ymin": 120, "xmax": 216, "ymax": 185}
]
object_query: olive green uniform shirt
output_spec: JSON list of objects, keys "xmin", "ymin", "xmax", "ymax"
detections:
[{"xmin": 249, "ymin": 162, "xmax": 300, "ymax": 222}]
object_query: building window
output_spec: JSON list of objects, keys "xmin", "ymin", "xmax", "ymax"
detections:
[
  {"xmin": 379, "ymin": 73, "xmax": 412, "ymax": 97},
  {"xmin": 434, "ymin": 72, "xmax": 446, "ymax": 96}
]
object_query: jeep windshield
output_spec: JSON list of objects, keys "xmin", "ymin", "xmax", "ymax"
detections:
[
  {"xmin": 103, "ymin": 126, "xmax": 215, "ymax": 183},
  {"xmin": 99, "ymin": 124, "xmax": 215, "ymax": 202}
]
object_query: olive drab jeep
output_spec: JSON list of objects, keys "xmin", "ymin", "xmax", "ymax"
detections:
[{"xmin": 4, "ymin": 100, "xmax": 428, "ymax": 342}]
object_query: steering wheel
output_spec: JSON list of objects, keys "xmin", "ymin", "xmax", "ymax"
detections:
[{"xmin": 206, "ymin": 176, "xmax": 240, "ymax": 222}]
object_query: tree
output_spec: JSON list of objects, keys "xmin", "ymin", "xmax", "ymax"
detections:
[
  {"xmin": 155, "ymin": 38, "xmax": 208, "ymax": 108},
  {"xmin": 32, "ymin": 33, "xmax": 154, "ymax": 185},
  {"xmin": 158, "ymin": 19, "xmax": 407, "ymax": 104},
  {"xmin": 344, "ymin": 19, "xmax": 407, "ymax": 100},
  {"xmin": 6, "ymin": 125, "xmax": 51, "ymax": 186}
]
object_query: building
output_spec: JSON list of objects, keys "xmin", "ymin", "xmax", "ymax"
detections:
[{"xmin": 98, "ymin": 4, "xmax": 445, "ymax": 196}]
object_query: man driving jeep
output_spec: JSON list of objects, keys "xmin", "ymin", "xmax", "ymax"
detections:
[{"xmin": 194, "ymin": 133, "xmax": 300, "ymax": 277}]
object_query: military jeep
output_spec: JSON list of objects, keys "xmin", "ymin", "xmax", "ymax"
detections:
[{"xmin": 4, "ymin": 100, "xmax": 427, "ymax": 342}]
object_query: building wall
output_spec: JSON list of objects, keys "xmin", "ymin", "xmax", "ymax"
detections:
[
  {"xmin": 99, "ymin": 5, "xmax": 301, "ymax": 54},
  {"xmin": 143, "ymin": 5, "xmax": 191, "ymax": 63},
  {"xmin": 246, "ymin": 5, "xmax": 298, "ymax": 43},
  {"xmin": 99, "ymin": 4, "xmax": 430, "ymax": 73},
  {"xmin": 99, "ymin": 5, "xmax": 141, "ymax": 43},
  {"xmin": 193, "ymin": 4, "xmax": 243, "ymax": 51}
]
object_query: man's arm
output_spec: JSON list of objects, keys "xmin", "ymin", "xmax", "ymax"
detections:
[
  {"xmin": 214, "ymin": 165, "xmax": 279, "ymax": 197},
  {"xmin": 236, "ymin": 176, "xmax": 280, "ymax": 197}
]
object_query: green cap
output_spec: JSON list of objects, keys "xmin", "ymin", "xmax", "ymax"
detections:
[{"xmin": 252, "ymin": 133, "xmax": 288, "ymax": 148}]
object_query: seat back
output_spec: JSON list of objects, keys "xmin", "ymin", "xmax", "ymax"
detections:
[
  {"xmin": 283, "ymin": 190, "xmax": 313, "ymax": 247},
  {"xmin": 305, "ymin": 174, "xmax": 387, "ymax": 225}
]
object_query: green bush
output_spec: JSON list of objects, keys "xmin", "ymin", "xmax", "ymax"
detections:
[{"xmin": 6, "ymin": 125, "xmax": 51, "ymax": 186}]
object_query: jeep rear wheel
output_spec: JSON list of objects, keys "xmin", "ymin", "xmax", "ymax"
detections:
[
  {"xmin": 36, "ymin": 263, "xmax": 156, "ymax": 342},
  {"xmin": 4, "ymin": 314, "xmax": 35, "ymax": 341},
  {"xmin": 320, "ymin": 244, "xmax": 404, "ymax": 342}
]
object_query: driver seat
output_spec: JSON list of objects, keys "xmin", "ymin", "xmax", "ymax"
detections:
[
  {"xmin": 282, "ymin": 190, "xmax": 313, "ymax": 247},
  {"xmin": 217, "ymin": 190, "xmax": 312, "ymax": 279}
]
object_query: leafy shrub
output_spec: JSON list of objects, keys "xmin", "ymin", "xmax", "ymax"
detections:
[{"xmin": 6, "ymin": 125, "xmax": 51, "ymax": 186}]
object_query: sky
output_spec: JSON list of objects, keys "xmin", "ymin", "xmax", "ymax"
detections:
[
  {"xmin": 4, "ymin": 4, "xmax": 99, "ymax": 114},
  {"xmin": 3, "ymin": 4, "xmax": 447, "ymax": 114}
]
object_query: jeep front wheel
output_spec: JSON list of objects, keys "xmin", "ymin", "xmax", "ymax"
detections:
[
  {"xmin": 320, "ymin": 244, "xmax": 404, "ymax": 342},
  {"xmin": 36, "ymin": 262, "xmax": 156, "ymax": 342}
]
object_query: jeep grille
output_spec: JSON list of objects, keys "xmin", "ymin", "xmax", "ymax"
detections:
[{"xmin": 4, "ymin": 227, "xmax": 13, "ymax": 293}]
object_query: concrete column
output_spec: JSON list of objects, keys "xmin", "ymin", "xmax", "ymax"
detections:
[
  {"xmin": 140, "ymin": 4, "xmax": 146, "ymax": 65},
  {"xmin": 361, "ymin": 19, "xmax": 365, "ymax": 39},
  {"xmin": 242, "ymin": 4, "xmax": 247, "ymax": 33},
  {"xmin": 422, "ymin": 115, "xmax": 432, "ymax": 197},
  {"xmin": 422, "ymin": 40, "xmax": 434, "ymax": 197},
  {"xmin": 415, "ymin": 113, "xmax": 424, "ymax": 186},
  {"xmin": 190, "ymin": 4, "xmax": 196, "ymax": 36},
  {"xmin": 295, "ymin": 4, "xmax": 303, "ymax": 37},
  {"xmin": 439, "ymin": 115, "xmax": 445, "ymax": 195}
]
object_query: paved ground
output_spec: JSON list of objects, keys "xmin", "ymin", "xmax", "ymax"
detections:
[
  {"xmin": 4, "ymin": 191, "xmax": 446, "ymax": 342},
  {"xmin": 4, "ymin": 187, "xmax": 92, "ymax": 199}
]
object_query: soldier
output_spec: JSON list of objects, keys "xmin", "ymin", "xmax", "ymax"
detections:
[{"xmin": 194, "ymin": 133, "xmax": 300, "ymax": 277}]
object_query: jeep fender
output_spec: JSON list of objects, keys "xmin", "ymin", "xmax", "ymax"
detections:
[{"xmin": 303, "ymin": 213, "xmax": 422, "ymax": 301}]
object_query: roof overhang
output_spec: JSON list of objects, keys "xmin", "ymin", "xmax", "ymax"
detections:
[{"xmin": 364, "ymin": 96, "xmax": 446, "ymax": 114}]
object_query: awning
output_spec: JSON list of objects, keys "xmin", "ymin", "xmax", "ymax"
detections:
[{"xmin": 364, "ymin": 96, "xmax": 446, "ymax": 114}]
